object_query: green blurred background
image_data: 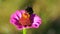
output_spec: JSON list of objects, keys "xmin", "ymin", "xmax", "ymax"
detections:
[{"xmin": 0, "ymin": 0, "xmax": 60, "ymax": 34}]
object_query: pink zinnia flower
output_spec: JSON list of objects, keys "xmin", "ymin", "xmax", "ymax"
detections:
[{"xmin": 10, "ymin": 7, "xmax": 42, "ymax": 30}]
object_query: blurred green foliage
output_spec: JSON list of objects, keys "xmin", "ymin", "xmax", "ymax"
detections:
[{"xmin": 0, "ymin": 0, "xmax": 60, "ymax": 34}]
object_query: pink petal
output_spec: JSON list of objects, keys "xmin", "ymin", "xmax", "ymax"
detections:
[
  {"xmin": 10, "ymin": 13, "xmax": 18, "ymax": 24},
  {"xmin": 20, "ymin": 10, "xmax": 26, "ymax": 14},
  {"xmin": 32, "ymin": 15, "xmax": 42, "ymax": 28},
  {"xmin": 15, "ymin": 10, "xmax": 22, "ymax": 18},
  {"xmin": 10, "ymin": 10, "xmax": 26, "ymax": 30},
  {"xmin": 16, "ymin": 25, "xmax": 23, "ymax": 30},
  {"xmin": 10, "ymin": 10, "xmax": 23, "ymax": 24}
]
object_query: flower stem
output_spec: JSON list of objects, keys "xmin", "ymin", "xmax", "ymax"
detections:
[{"xmin": 23, "ymin": 28, "xmax": 27, "ymax": 34}]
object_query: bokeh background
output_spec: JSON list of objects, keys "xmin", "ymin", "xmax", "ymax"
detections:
[{"xmin": 0, "ymin": 0, "xmax": 60, "ymax": 34}]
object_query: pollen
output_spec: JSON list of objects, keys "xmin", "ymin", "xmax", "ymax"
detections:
[{"xmin": 22, "ymin": 13, "xmax": 30, "ymax": 19}]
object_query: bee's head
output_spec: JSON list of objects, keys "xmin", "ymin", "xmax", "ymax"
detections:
[{"xmin": 25, "ymin": 7, "xmax": 33, "ymax": 15}]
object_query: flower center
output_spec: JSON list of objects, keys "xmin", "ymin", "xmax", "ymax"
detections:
[{"xmin": 19, "ymin": 13, "xmax": 31, "ymax": 26}]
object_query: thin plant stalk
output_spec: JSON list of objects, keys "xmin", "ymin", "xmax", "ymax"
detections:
[{"xmin": 23, "ymin": 28, "xmax": 27, "ymax": 34}]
